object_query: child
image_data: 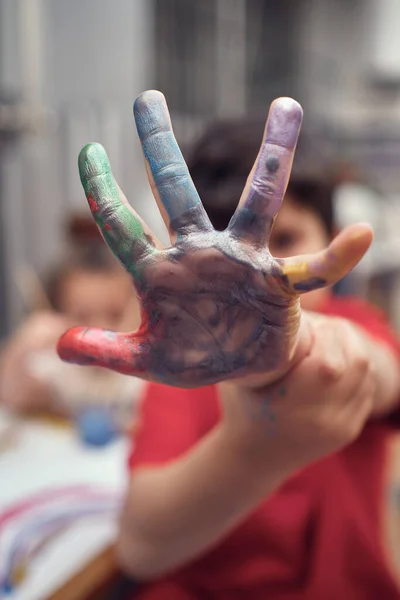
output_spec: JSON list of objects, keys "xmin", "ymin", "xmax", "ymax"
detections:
[
  {"xmin": 58, "ymin": 93, "xmax": 400, "ymax": 599},
  {"xmin": 0, "ymin": 237, "xmax": 143, "ymax": 426}
]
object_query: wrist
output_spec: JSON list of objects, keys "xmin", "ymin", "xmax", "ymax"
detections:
[
  {"xmin": 231, "ymin": 311, "xmax": 314, "ymax": 392},
  {"xmin": 217, "ymin": 313, "xmax": 316, "ymax": 468}
]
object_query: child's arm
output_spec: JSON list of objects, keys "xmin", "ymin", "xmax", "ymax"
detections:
[
  {"xmin": 0, "ymin": 311, "xmax": 68, "ymax": 412},
  {"xmin": 319, "ymin": 299, "xmax": 400, "ymax": 417},
  {"xmin": 354, "ymin": 325, "xmax": 400, "ymax": 416},
  {"xmin": 116, "ymin": 312, "xmax": 379, "ymax": 579}
]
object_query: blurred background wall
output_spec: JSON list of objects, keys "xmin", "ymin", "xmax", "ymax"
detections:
[{"xmin": 2, "ymin": 0, "xmax": 400, "ymax": 335}]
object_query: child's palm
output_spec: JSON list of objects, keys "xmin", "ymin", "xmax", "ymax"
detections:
[{"xmin": 58, "ymin": 92, "xmax": 372, "ymax": 388}]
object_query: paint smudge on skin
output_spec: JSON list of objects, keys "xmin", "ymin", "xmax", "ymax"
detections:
[
  {"xmin": 293, "ymin": 277, "xmax": 327, "ymax": 292},
  {"xmin": 87, "ymin": 195, "xmax": 99, "ymax": 213},
  {"xmin": 169, "ymin": 204, "xmax": 213, "ymax": 237},
  {"xmin": 265, "ymin": 155, "xmax": 280, "ymax": 173},
  {"xmin": 228, "ymin": 209, "xmax": 273, "ymax": 243},
  {"xmin": 280, "ymin": 260, "xmax": 327, "ymax": 293},
  {"xmin": 103, "ymin": 331, "xmax": 118, "ymax": 341},
  {"xmin": 246, "ymin": 385, "xmax": 285, "ymax": 436},
  {"xmin": 281, "ymin": 260, "xmax": 309, "ymax": 280}
]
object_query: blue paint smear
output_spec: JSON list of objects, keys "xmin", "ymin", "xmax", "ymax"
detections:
[{"xmin": 134, "ymin": 100, "xmax": 202, "ymax": 221}]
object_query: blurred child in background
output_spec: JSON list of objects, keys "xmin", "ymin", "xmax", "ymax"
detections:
[{"xmin": 0, "ymin": 215, "xmax": 143, "ymax": 431}]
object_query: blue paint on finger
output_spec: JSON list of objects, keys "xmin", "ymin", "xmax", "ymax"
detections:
[{"xmin": 133, "ymin": 91, "xmax": 209, "ymax": 228}]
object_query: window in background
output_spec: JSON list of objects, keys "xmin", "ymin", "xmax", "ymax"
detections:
[
  {"xmin": 246, "ymin": 0, "xmax": 300, "ymax": 110},
  {"xmin": 154, "ymin": 0, "xmax": 217, "ymax": 117},
  {"xmin": 153, "ymin": 0, "xmax": 301, "ymax": 128}
]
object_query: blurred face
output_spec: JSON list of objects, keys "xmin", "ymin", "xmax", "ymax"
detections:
[
  {"xmin": 58, "ymin": 269, "xmax": 138, "ymax": 330},
  {"xmin": 269, "ymin": 195, "xmax": 332, "ymax": 311}
]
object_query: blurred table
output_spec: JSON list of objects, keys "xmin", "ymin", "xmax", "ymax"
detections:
[
  {"xmin": 0, "ymin": 409, "xmax": 130, "ymax": 600},
  {"xmin": 348, "ymin": 237, "xmax": 400, "ymax": 331},
  {"xmin": 48, "ymin": 544, "xmax": 119, "ymax": 600}
]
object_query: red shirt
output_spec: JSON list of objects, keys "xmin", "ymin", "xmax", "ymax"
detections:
[{"xmin": 129, "ymin": 297, "xmax": 400, "ymax": 599}]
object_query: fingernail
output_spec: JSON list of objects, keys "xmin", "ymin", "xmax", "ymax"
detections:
[
  {"xmin": 266, "ymin": 98, "xmax": 303, "ymax": 149},
  {"xmin": 57, "ymin": 327, "xmax": 89, "ymax": 363},
  {"xmin": 78, "ymin": 143, "xmax": 110, "ymax": 183}
]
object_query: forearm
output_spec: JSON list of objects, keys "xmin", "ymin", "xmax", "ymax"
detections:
[
  {"xmin": 362, "ymin": 331, "xmax": 400, "ymax": 417},
  {"xmin": 118, "ymin": 313, "xmax": 398, "ymax": 579},
  {"xmin": 117, "ymin": 316, "xmax": 314, "ymax": 578},
  {"xmin": 117, "ymin": 422, "xmax": 293, "ymax": 580},
  {"xmin": 0, "ymin": 345, "xmax": 52, "ymax": 412}
]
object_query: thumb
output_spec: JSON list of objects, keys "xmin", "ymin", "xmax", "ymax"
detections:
[
  {"xmin": 280, "ymin": 223, "xmax": 373, "ymax": 294},
  {"xmin": 57, "ymin": 327, "xmax": 148, "ymax": 377}
]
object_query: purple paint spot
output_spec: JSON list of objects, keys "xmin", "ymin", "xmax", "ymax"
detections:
[{"xmin": 265, "ymin": 155, "xmax": 280, "ymax": 173}]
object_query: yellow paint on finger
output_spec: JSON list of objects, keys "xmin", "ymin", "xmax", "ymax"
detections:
[{"xmin": 281, "ymin": 261, "xmax": 312, "ymax": 285}]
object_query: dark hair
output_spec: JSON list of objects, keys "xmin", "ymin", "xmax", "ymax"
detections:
[
  {"xmin": 186, "ymin": 117, "xmax": 335, "ymax": 235},
  {"xmin": 46, "ymin": 244, "xmax": 119, "ymax": 311}
]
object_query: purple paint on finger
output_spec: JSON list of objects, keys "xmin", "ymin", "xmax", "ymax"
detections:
[
  {"xmin": 265, "ymin": 98, "xmax": 303, "ymax": 150},
  {"xmin": 232, "ymin": 98, "xmax": 303, "ymax": 236}
]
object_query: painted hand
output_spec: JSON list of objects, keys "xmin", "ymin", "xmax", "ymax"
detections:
[{"xmin": 57, "ymin": 91, "xmax": 372, "ymax": 388}]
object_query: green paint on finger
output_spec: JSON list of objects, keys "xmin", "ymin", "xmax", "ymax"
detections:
[{"xmin": 78, "ymin": 143, "xmax": 153, "ymax": 279}]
